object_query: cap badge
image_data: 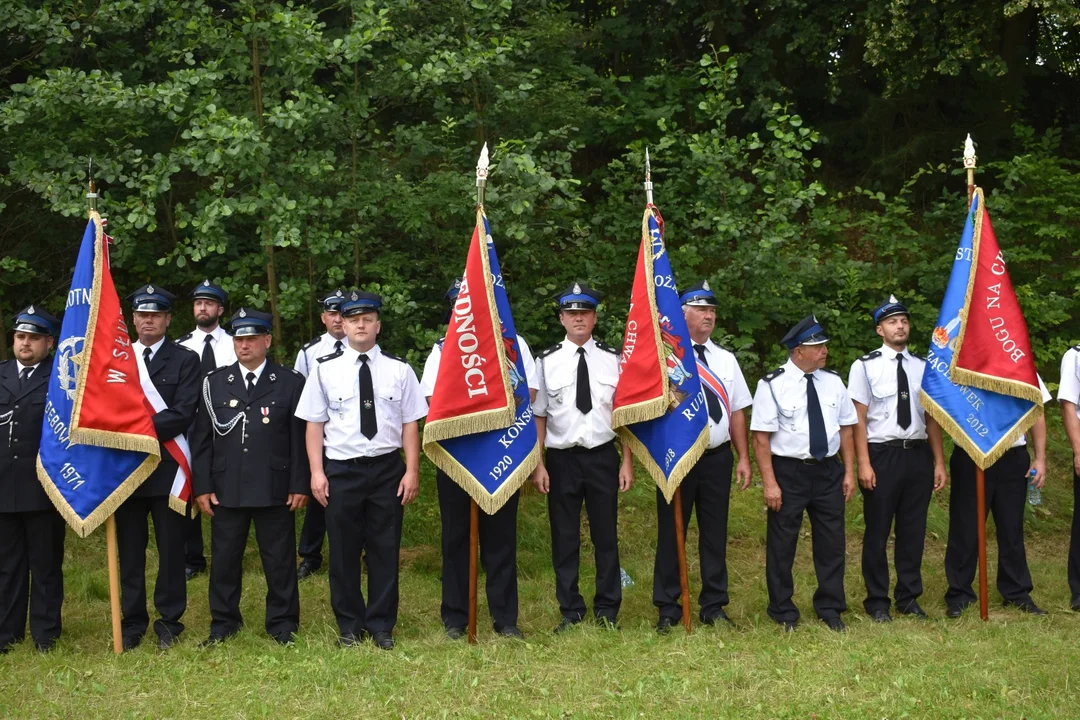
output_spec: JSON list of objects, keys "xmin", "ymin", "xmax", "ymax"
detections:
[
  {"xmin": 239, "ymin": 308, "xmax": 247, "ymax": 318},
  {"xmin": 351, "ymin": 292, "xmax": 358, "ymax": 301},
  {"xmin": 335, "ymin": 289, "xmax": 343, "ymax": 297},
  {"xmin": 147, "ymin": 285, "xmax": 155, "ymax": 294},
  {"xmin": 573, "ymin": 282, "xmax": 582, "ymax": 294},
  {"xmin": 27, "ymin": 305, "xmax": 35, "ymax": 315},
  {"xmin": 888, "ymin": 294, "xmax": 898, "ymax": 303},
  {"xmin": 203, "ymin": 279, "xmax": 211, "ymax": 287},
  {"xmin": 702, "ymin": 280, "xmax": 711, "ymax": 292}
]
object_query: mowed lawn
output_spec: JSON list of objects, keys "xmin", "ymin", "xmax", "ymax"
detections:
[{"xmin": 3, "ymin": 415, "xmax": 1079, "ymax": 719}]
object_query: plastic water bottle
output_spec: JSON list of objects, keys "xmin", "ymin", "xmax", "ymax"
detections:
[
  {"xmin": 1027, "ymin": 468, "xmax": 1041, "ymax": 506},
  {"xmin": 620, "ymin": 567, "xmax": 634, "ymax": 588}
]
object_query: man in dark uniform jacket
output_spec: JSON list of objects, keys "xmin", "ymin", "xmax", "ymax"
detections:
[
  {"xmin": 191, "ymin": 308, "xmax": 309, "ymax": 645},
  {"xmin": 115, "ymin": 285, "xmax": 201, "ymax": 650},
  {"xmin": 0, "ymin": 306, "xmax": 65, "ymax": 654}
]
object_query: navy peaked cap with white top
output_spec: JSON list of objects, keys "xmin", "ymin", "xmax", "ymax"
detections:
[
  {"xmin": 12, "ymin": 305, "xmax": 60, "ymax": 336},
  {"xmin": 227, "ymin": 308, "xmax": 273, "ymax": 336},
  {"xmin": 445, "ymin": 277, "xmax": 464, "ymax": 303},
  {"xmin": 557, "ymin": 282, "xmax": 602, "ymax": 310},
  {"xmin": 872, "ymin": 295, "xmax": 909, "ymax": 324},
  {"xmin": 680, "ymin": 280, "xmax": 718, "ymax": 307},
  {"xmin": 340, "ymin": 291, "xmax": 382, "ymax": 317},
  {"xmin": 780, "ymin": 315, "xmax": 830, "ymax": 350},
  {"xmin": 321, "ymin": 289, "xmax": 348, "ymax": 311},
  {"xmin": 191, "ymin": 279, "xmax": 228, "ymax": 305},
  {"xmin": 126, "ymin": 284, "xmax": 177, "ymax": 313}
]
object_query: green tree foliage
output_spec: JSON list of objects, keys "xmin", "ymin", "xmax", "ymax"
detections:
[{"xmin": 1, "ymin": 0, "xmax": 1077, "ymax": 376}]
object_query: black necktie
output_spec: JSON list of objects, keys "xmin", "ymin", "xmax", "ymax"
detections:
[
  {"xmin": 805, "ymin": 373, "xmax": 828, "ymax": 460},
  {"xmin": 358, "ymin": 354, "xmax": 377, "ymax": 440},
  {"xmin": 201, "ymin": 334, "xmax": 216, "ymax": 375},
  {"xmin": 334, "ymin": 339, "xmax": 343, "ymax": 353},
  {"xmin": 693, "ymin": 344, "xmax": 723, "ymax": 424},
  {"xmin": 896, "ymin": 353, "xmax": 912, "ymax": 429},
  {"xmin": 18, "ymin": 366, "xmax": 31, "ymax": 388},
  {"xmin": 576, "ymin": 347, "xmax": 592, "ymax": 414},
  {"xmin": 246, "ymin": 371, "xmax": 256, "ymax": 396},
  {"xmin": 143, "ymin": 346, "xmax": 152, "ymax": 367}
]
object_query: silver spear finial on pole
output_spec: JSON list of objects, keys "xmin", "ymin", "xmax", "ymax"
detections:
[
  {"xmin": 963, "ymin": 134, "xmax": 977, "ymax": 207},
  {"xmin": 86, "ymin": 158, "xmax": 98, "ymax": 214},
  {"xmin": 476, "ymin": 142, "xmax": 489, "ymax": 208},
  {"xmin": 644, "ymin": 147, "xmax": 654, "ymax": 205}
]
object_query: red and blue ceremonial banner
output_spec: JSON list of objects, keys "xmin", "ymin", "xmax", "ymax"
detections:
[
  {"xmin": 920, "ymin": 188, "xmax": 1043, "ymax": 468},
  {"xmin": 422, "ymin": 209, "xmax": 539, "ymax": 513},
  {"xmin": 37, "ymin": 212, "xmax": 160, "ymax": 537},
  {"xmin": 612, "ymin": 204, "xmax": 708, "ymax": 502}
]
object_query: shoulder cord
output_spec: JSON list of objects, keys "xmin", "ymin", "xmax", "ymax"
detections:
[
  {"xmin": 202, "ymin": 376, "xmax": 248, "ymax": 444},
  {"xmin": 0, "ymin": 411, "xmax": 12, "ymax": 447}
]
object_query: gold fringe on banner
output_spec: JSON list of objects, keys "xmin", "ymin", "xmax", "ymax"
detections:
[
  {"xmin": 617, "ymin": 424, "xmax": 708, "ymax": 504},
  {"xmin": 947, "ymin": 188, "xmax": 1046, "ymax": 406},
  {"xmin": 168, "ymin": 494, "xmax": 196, "ymax": 518},
  {"xmin": 423, "ymin": 438, "xmax": 540, "ymax": 515},
  {"xmin": 422, "ymin": 207, "xmax": 517, "ymax": 444},
  {"xmin": 612, "ymin": 206, "xmax": 671, "ymax": 431},
  {"xmin": 37, "ymin": 453, "xmax": 159, "ymax": 539},
  {"xmin": 920, "ymin": 389, "xmax": 1042, "ymax": 471}
]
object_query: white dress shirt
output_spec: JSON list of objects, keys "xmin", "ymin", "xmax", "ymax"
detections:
[
  {"xmin": 134, "ymin": 336, "xmax": 166, "ymax": 362},
  {"xmin": 294, "ymin": 332, "xmax": 346, "ymax": 378},
  {"xmin": 847, "ymin": 345, "xmax": 928, "ymax": 442},
  {"xmin": 14, "ymin": 361, "xmax": 42, "ymax": 381},
  {"xmin": 693, "ymin": 339, "xmax": 752, "ymax": 448},
  {"xmin": 420, "ymin": 334, "xmax": 538, "ymax": 398},
  {"xmin": 178, "ymin": 325, "xmax": 236, "ymax": 369},
  {"xmin": 1010, "ymin": 374, "xmax": 1052, "ymax": 448},
  {"xmin": 295, "ymin": 343, "xmax": 427, "ymax": 460},
  {"xmin": 533, "ymin": 336, "xmax": 620, "ymax": 450},
  {"xmin": 1059, "ymin": 346, "xmax": 1080, "ymax": 421},
  {"xmin": 237, "ymin": 360, "xmax": 267, "ymax": 387},
  {"xmin": 750, "ymin": 359, "xmax": 858, "ymax": 459}
]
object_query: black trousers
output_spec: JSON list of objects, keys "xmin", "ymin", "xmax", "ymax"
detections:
[
  {"xmin": 437, "ymin": 470, "xmax": 519, "ymax": 631},
  {"xmin": 297, "ymin": 498, "xmax": 326, "ymax": 564},
  {"xmin": 0, "ymin": 510, "xmax": 66, "ymax": 649},
  {"xmin": 766, "ymin": 456, "xmax": 847, "ymax": 623},
  {"xmin": 546, "ymin": 442, "xmax": 622, "ymax": 622},
  {"xmin": 945, "ymin": 446, "xmax": 1034, "ymax": 607},
  {"xmin": 653, "ymin": 444, "xmax": 733, "ymax": 622},
  {"xmin": 184, "ymin": 512, "xmax": 206, "ymax": 570},
  {"xmin": 324, "ymin": 452, "xmax": 404, "ymax": 637},
  {"xmin": 1070, "ymin": 469, "xmax": 1080, "ymax": 601},
  {"xmin": 115, "ymin": 495, "xmax": 187, "ymax": 640},
  {"xmin": 860, "ymin": 443, "xmax": 934, "ymax": 612},
  {"xmin": 209, "ymin": 505, "xmax": 300, "ymax": 640}
]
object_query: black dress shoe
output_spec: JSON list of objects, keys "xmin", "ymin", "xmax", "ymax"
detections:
[
  {"xmin": 779, "ymin": 619, "xmax": 797, "ymax": 633},
  {"xmin": 446, "ymin": 626, "xmax": 467, "ymax": 640},
  {"xmin": 1003, "ymin": 599, "xmax": 1048, "ymax": 616},
  {"xmin": 121, "ymin": 635, "xmax": 142, "ymax": 652},
  {"xmin": 945, "ymin": 603, "xmax": 969, "ymax": 618},
  {"xmin": 185, "ymin": 566, "xmax": 205, "ymax": 582},
  {"xmin": 198, "ymin": 636, "xmax": 227, "ymax": 648},
  {"xmin": 553, "ymin": 617, "xmax": 581, "ymax": 634},
  {"xmin": 869, "ymin": 609, "xmax": 892, "ymax": 623},
  {"xmin": 655, "ymin": 616, "xmax": 676, "ymax": 635},
  {"xmin": 272, "ymin": 632, "xmax": 296, "ymax": 646},
  {"xmin": 371, "ymin": 631, "xmax": 394, "ymax": 650},
  {"xmin": 296, "ymin": 559, "xmax": 321, "ymax": 581},
  {"xmin": 35, "ymin": 638, "xmax": 57, "ymax": 653},
  {"xmin": 896, "ymin": 602, "xmax": 928, "ymax": 619},
  {"xmin": 496, "ymin": 626, "xmax": 525, "ymax": 640},
  {"xmin": 823, "ymin": 617, "xmax": 847, "ymax": 633},
  {"xmin": 596, "ymin": 617, "xmax": 620, "ymax": 631},
  {"xmin": 157, "ymin": 633, "xmax": 180, "ymax": 650},
  {"xmin": 1071, "ymin": 597, "xmax": 1080, "ymax": 612},
  {"xmin": 701, "ymin": 609, "xmax": 735, "ymax": 628},
  {"xmin": 337, "ymin": 632, "xmax": 367, "ymax": 648}
]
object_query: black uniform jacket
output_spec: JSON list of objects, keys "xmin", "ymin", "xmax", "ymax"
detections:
[
  {"xmin": 135, "ymin": 339, "xmax": 201, "ymax": 498},
  {"xmin": 0, "ymin": 359, "xmax": 53, "ymax": 513},
  {"xmin": 190, "ymin": 360, "xmax": 309, "ymax": 508}
]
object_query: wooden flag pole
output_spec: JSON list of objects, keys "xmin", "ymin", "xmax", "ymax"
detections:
[
  {"xmin": 672, "ymin": 487, "xmax": 692, "ymax": 633},
  {"xmin": 963, "ymin": 135, "xmax": 989, "ymax": 622},
  {"xmin": 467, "ymin": 499, "xmax": 480, "ymax": 643},
  {"xmin": 106, "ymin": 516, "xmax": 123, "ymax": 654}
]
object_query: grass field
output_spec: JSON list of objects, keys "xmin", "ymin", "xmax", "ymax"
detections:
[{"xmin": 2, "ymin": 414, "xmax": 1079, "ymax": 719}]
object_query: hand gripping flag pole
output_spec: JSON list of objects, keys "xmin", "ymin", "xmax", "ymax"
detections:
[
  {"xmin": 611, "ymin": 149, "xmax": 710, "ymax": 633},
  {"xmin": 37, "ymin": 167, "xmax": 161, "ymax": 653},
  {"xmin": 422, "ymin": 143, "xmax": 540, "ymax": 642},
  {"xmin": 920, "ymin": 135, "xmax": 1044, "ymax": 622}
]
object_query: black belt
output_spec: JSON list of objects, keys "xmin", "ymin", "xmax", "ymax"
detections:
[
  {"xmin": 775, "ymin": 454, "xmax": 837, "ymax": 465},
  {"xmin": 328, "ymin": 450, "xmax": 399, "ymax": 466},
  {"xmin": 703, "ymin": 442, "xmax": 731, "ymax": 456},
  {"xmin": 553, "ymin": 440, "xmax": 615, "ymax": 454},
  {"xmin": 872, "ymin": 439, "xmax": 927, "ymax": 450}
]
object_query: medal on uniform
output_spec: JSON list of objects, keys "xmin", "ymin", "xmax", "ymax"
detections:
[
  {"xmin": 269, "ymin": 373, "xmax": 276, "ymax": 382},
  {"xmin": 227, "ymin": 374, "xmax": 235, "ymax": 383},
  {"xmin": 261, "ymin": 407, "xmax": 270, "ymax": 424},
  {"xmin": 229, "ymin": 399, "xmax": 238, "ymax": 407}
]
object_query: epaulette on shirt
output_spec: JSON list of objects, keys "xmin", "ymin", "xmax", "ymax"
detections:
[
  {"xmin": 177, "ymin": 332, "xmax": 194, "ymax": 343},
  {"xmin": 289, "ymin": 368, "xmax": 305, "ymax": 378},
  {"xmin": 382, "ymin": 351, "xmax": 407, "ymax": 363},
  {"xmin": 317, "ymin": 348, "xmax": 344, "ymax": 364},
  {"xmin": 595, "ymin": 340, "xmax": 620, "ymax": 355},
  {"xmin": 821, "ymin": 368, "xmax": 840, "ymax": 376},
  {"xmin": 538, "ymin": 342, "xmax": 562, "ymax": 359},
  {"xmin": 206, "ymin": 365, "xmax": 230, "ymax": 377},
  {"xmin": 763, "ymin": 367, "xmax": 784, "ymax": 382},
  {"xmin": 436, "ymin": 336, "xmax": 445, "ymax": 349},
  {"xmin": 301, "ymin": 336, "xmax": 321, "ymax": 351},
  {"xmin": 1073, "ymin": 343, "xmax": 1080, "ymax": 352},
  {"xmin": 859, "ymin": 350, "xmax": 882, "ymax": 362},
  {"xmin": 176, "ymin": 342, "xmax": 199, "ymax": 356}
]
